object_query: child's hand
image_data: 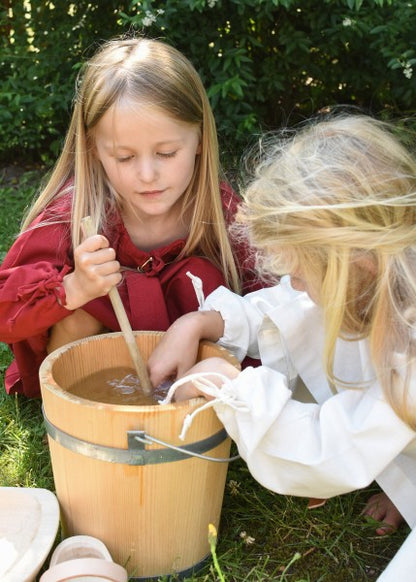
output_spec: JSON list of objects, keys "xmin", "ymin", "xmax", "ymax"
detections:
[
  {"xmin": 63, "ymin": 235, "xmax": 122, "ymax": 310},
  {"xmin": 172, "ymin": 357, "xmax": 240, "ymax": 402},
  {"xmin": 148, "ymin": 312, "xmax": 202, "ymax": 388},
  {"xmin": 148, "ymin": 310, "xmax": 225, "ymax": 388}
]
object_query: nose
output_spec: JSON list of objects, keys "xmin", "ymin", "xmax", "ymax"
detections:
[{"xmin": 136, "ymin": 156, "xmax": 157, "ymax": 183}]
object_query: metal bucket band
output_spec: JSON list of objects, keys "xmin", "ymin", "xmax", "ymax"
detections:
[{"xmin": 42, "ymin": 406, "xmax": 232, "ymax": 465}]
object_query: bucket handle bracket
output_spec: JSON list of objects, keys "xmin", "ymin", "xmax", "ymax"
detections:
[
  {"xmin": 128, "ymin": 430, "xmax": 240, "ymax": 463},
  {"xmin": 127, "ymin": 430, "xmax": 148, "ymax": 451}
]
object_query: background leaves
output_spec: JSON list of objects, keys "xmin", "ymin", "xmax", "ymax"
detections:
[{"xmin": 1, "ymin": 0, "xmax": 415, "ymax": 166}]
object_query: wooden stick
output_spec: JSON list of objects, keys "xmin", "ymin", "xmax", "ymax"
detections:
[{"xmin": 81, "ymin": 216, "xmax": 152, "ymax": 395}]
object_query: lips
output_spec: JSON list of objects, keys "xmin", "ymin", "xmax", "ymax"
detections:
[{"xmin": 140, "ymin": 190, "xmax": 164, "ymax": 196}]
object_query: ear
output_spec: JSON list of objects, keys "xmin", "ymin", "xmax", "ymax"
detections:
[{"xmin": 196, "ymin": 141, "xmax": 202, "ymax": 155}]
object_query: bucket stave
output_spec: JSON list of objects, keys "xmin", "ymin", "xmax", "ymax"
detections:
[{"xmin": 40, "ymin": 331, "xmax": 239, "ymax": 580}]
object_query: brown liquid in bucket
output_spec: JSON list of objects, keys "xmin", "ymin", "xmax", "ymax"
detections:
[
  {"xmin": 40, "ymin": 331, "xmax": 240, "ymax": 580},
  {"xmin": 68, "ymin": 367, "xmax": 170, "ymax": 406}
]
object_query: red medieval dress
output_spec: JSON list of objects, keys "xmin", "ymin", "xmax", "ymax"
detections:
[{"xmin": 0, "ymin": 182, "xmax": 260, "ymax": 397}]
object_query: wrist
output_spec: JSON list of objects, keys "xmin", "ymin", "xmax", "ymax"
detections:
[
  {"xmin": 198, "ymin": 310, "xmax": 224, "ymax": 342},
  {"xmin": 62, "ymin": 272, "xmax": 85, "ymax": 311},
  {"xmin": 173, "ymin": 310, "xmax": 223, "ymax": 343}
]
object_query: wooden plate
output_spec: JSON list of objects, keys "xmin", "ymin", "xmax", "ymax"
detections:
[{"xmin": 0, "ymin": 487, "xmax": 59, "ymax": 582}]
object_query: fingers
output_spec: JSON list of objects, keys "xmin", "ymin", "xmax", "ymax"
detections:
[
  {"xmin": 148, "ymin": 362, "xmax": 177, "ymax": 390},
  {"xmin": 148, "ymin": 349, "xmax": 200, "ymax": 389},
  {"xmin": 76, "ymin": 235, "xmax": 116, "ymax": 270},
  {"xmin": 148, "ymin": 322, "xmax": 201, "ymax": 388},
  {"xmin": 64, "ymin": 235, "xmax": 122, "ymax": 310},
  {"xmin": 148, "ymin": 355, "xmax": 191, "ymax": 389},
  {"xmin": 171, "ymin": 358, "xmax": 237, "ymax": 402},
  {"xmin": 75, "ymin": 235, "xmax": 122, "ymax": 290}
]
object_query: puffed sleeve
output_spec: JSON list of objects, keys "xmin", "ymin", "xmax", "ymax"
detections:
[
  {"xmin": 187, "ymin": 366, "xmax": 416, "ymax": 500},
  {"xmin": 222, "ymin": 373, "xmax": 416, "ymax": 499},
  {"xmin": 201, "ymin": 284, "xmax": 292, "ymax": 361},
  {"xmin": 0, "ymin": 219, "xmax": 73, "ymax": 342}
]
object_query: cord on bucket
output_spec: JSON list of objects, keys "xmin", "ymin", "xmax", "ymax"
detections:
[{"xmin": 160, "ymin": 372, "xmax": 250, "ymax": 440}]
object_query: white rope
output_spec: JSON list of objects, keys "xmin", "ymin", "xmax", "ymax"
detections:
[
  {"xmin": 186, "ymin": 271, "xmax": 205, "ymax": 308},
  {"xmin": 160, "ymin": 372, "xmax": 249, "ymax": 440}
]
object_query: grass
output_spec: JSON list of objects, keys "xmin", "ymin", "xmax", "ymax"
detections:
[{"xmin": 0, "ymin": 167, "xmax": 410, "ymax": 581}]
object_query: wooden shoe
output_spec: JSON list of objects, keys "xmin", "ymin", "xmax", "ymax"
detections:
[{"xmin": 39, "ymin": 535, "xmax": 128, "ymax": 582}]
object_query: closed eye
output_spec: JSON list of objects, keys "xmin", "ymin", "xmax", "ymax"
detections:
[
  {"xmin": 116, "ymin": 156, "xmax": 134, "ymax": 163},
  {"xmin": 115, "ymin": 151, "xmax": 177, "ymax": 162},
  {"xmin": 157, "ymin": 151, "xmax": 177, "ymax": 158}
]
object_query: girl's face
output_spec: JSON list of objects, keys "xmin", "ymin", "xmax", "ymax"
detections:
[
  {"xmin": 287, "ymin": 258, "xmax": 322, "ymax": 304},
  {"xmin": 94, "ymin": 102, "xmax": 201, "ymax": 224},
  {"xmin": 289, "ymin": 273, "xmax": 308, "ymax": 294},
  {"xmin": 272, "ymin": 247, "xmax": 321, "ymax": 303},
  {"xmin": 289, "ymin": 272, "xmax": 319, "ymax": 303}
]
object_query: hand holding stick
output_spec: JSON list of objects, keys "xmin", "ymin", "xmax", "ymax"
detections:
[{"xmin": 81, "ymin": 216, "xmax": 152, "ymax": 395}]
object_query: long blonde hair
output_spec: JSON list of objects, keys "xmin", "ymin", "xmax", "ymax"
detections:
[
  {"xmin": 22, "ymin": 36, "xmax": 240, "ymax": 292},
  {"xmin": 238, "ymin": 114, "xmax": 416, "ymax": 428}
]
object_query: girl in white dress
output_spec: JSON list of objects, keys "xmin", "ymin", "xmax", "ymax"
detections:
[{"xmin": 148, "ymin": 114, "xmax": 416, "ymax": 580}]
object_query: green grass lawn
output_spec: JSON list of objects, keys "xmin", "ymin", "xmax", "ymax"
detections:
[{"xmin": 0, "ymin": 167, "xmax": 409, "ymax": 581}]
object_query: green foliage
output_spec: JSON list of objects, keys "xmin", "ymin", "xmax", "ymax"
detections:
[
  {"xmin": 0, "ymin": 168, "xmax": 42, "ymax": 261},
  {"xmin": 0, "ymin": 0, "xmax": 125, "ymax": 163},
  {"xmin": 0, "ymin": 389, "xmax": 53, "ymax": 488},
  {"xmin": 1, "ymin": 0, "xmax": 415, "ymax": 165},
  {"xmin": 121, "ymin": 0, "xmax": 416, "ymax": 162}
]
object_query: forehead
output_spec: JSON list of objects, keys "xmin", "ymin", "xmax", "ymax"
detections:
[{"xmin": 95, "ymin": 101, "xmax": 200, "ymax": 141}]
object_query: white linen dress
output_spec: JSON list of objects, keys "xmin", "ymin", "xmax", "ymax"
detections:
[{"xmin": 180, "ymin": 276, "xmax": 416, "ymax": 581}]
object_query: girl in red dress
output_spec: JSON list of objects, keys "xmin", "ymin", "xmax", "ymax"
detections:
[{"xmin": 0, "ymin": 37, "xmax": 259, "ymax": 398}]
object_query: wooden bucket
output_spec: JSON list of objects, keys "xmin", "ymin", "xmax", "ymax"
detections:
[{"xmin": 39, "ymin": 331, "xmax": 239, "ymax": 580}]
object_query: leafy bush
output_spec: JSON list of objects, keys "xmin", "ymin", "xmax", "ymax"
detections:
[
  {"xmin": 1, "ymin": 0, "xmax": 415, "ymax": 165},
  {"xmin": 122, "ymin": 0, "xmax": 416, "ymax": 162},
  {"xmin": 0, "ymin": 0, "xmax": 123, "ymax": 163}
]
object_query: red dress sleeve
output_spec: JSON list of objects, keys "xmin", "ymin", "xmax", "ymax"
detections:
[
  {"xmin": 0, "ymin": 221, "xmax": 73, "ymax": 342},
  {"xmin": 0, "ymin": 199, "xmax": 75, "ymax": 397}
]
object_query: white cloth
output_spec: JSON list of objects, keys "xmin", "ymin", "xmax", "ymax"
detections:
[
  {"xmin": 180, "ymin": 277, "xmax": 416, "ymax": 581},
  {"xmin": 190, "ymin": 277, "xmax": 416, "ymax": 582},
  {"xmin": 160, "ymin": 277, "xmax": 416, "ymax": 579},
  {"xmin": 376, "ymin": 526, "xmax": 416, "ymax": 581}
]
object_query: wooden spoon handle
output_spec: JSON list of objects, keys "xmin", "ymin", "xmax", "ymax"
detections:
[{"xmin": 81, "ymin": 216, "xmax": 152, "ymax": 395}]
